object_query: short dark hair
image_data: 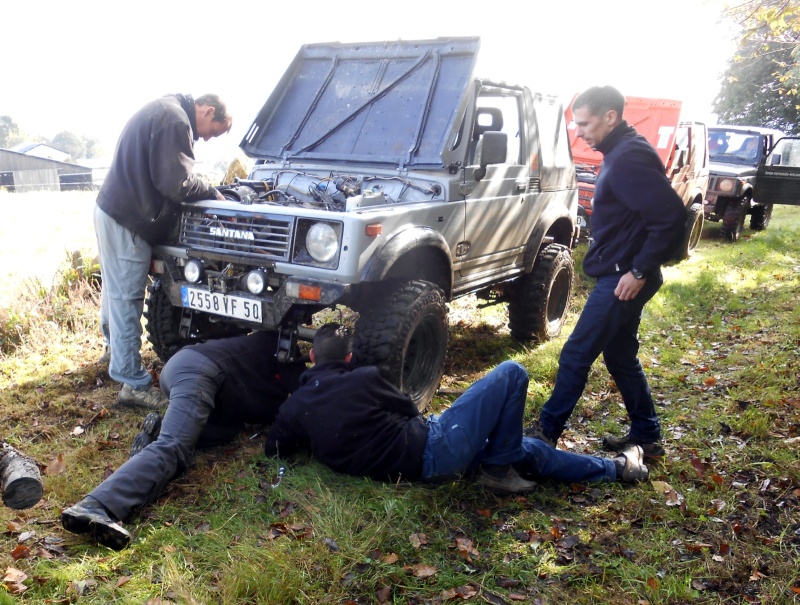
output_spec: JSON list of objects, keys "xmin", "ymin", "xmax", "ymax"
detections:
[
  {"xmin": 572, "ymin": 86, "xmax": 625, "ymax": 119},
  {"xmin": 195, "ymin": 93, "xmax": 230, "ymax": 123},
  {"xmin": 312, "ymin": 323, "xmax": 353, "ymax": 364}
]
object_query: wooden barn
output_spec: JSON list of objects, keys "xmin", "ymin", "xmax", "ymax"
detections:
[{"xmin": 0, "ymin": 148, "xmax": 93, "ymax": 192}]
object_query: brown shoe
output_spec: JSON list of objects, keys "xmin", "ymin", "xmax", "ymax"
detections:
[
  {"xmin": 602, "ymin": 433, "xmax": 665, "ymax": 460},
  {"xmin": 476, "ymin": 464, "xmax": 537, "ymax": 494},
  {"xmin": 614, "ymin": 445, "xmax": 649, "ymax": 483},
  {"xmin": 523, "ymin": 422, "xmax": 556, "ymax": 448},
  {"xmin": 117, "ymin": 384, "xmax": 168, "ymax": 410}
]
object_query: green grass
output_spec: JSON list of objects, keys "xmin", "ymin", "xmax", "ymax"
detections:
[{"xmin": 1, "ymin": 200, "xmax": 800, "ymax": 603}]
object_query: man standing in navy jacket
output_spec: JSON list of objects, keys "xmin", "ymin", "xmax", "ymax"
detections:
[{"xmin": 528, "ymin": 86, "xmax": 685, "ymax": 459}]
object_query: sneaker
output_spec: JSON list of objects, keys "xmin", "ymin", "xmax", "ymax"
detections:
[
  {"xmin": 98, "ymin": 346, "xmax": 111, "ymax": 365},
  {"xmin": 523, "ymin": 422, "xmax": 556, "ymax": 448},
  {"xmin": 61, "ymin": 497, "xmax": 131, "ymax": 550},
  {"xmin": 613, "ymin": 445, "xmax": 649, "ymax": 483},
  {"xmin": 117, "ymin": 384, "xmax": 168, "ymax": 410},
  {"xmin": 602, "ymin": 433, "xmax": 665, "ymax": 460},
  {"xmin": 476, "ymin": 463, "xmax": 538, "ymax": 494},
  {"xmin": 129, "ymin": 412, "xmax": 162, "ymax": 458}
]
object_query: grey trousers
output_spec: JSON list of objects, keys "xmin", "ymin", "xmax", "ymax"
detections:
[
  {"xmin": 94, "ymin": 205, "xmax": 153, "ymax": 389},
  {"xmin": 90, "ymin": 348, "xmax": 225, "ymax": 521}
]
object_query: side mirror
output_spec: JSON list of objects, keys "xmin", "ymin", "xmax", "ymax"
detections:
[{"xmin": 474, "ymin": 131, "xmax": 508, "ymax": 181}]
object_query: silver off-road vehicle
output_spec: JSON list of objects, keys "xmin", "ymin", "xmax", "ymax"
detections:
[{"xmin": 145, "ymin": 37, "xmax": 579, "ymax": 408}]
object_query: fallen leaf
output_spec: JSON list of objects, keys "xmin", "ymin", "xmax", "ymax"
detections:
[
  {"xmin": 45, "ymin": 454, "xmax": 66, "ymax": 476},
  {"xmin": 404, "ymin": 563, "xmax": 437, "ymax": 578},
  {"xmin": 647, "ymin": 577, "xmax": 659, "ymax": 591},
  {"xmin": 455, "ymin": 536, "xmax": 479, "ymax": 562},
  {"xmin": 409, "ymin": 533, "xmax": 428, "ymax": 548},
  {"xmin": 376, "ymin": 586, "xmax": 391, "ymax": 603},
  {"xmin": 381, "ymin": 552, "xmax": 398, "ymax": 564},
  {"xmin": 10, "ymin": 545, "xmax": 30, "ymax": 560},
  {"xmin": 115, "ymin": 576, "xmax": 131, "ymax": 588}
]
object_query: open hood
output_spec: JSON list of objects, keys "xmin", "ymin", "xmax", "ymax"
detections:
[{"xmin": 240, "ymin": 37, "xmax": 480, "ymax": 168}]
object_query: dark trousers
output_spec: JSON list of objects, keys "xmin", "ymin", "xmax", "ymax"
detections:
[
  {"xmin": 90, "ymin": 348, "xmax": 226, "ymax": 521},
  {"xmin": 539, "ymin": 272, "xmax": 663, "ymax": 443}
]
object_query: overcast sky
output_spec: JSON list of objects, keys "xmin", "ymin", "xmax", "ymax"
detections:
[{"xmin": 3, "ymin": 0, "xmax": 739, "ymax": 164}]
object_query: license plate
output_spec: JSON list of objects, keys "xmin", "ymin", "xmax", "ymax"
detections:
[{"xmin": 181, "ymin": 287, "xmax": 262, "ymax": 322}]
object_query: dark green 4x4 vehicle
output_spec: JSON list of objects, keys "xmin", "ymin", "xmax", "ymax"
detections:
[
  {"xmin": 705, "ymin": 126, "xmax": 800, "ymax": 241},
  {"xmin": 145, "ymin": 37, "xmax": 579, "ymax": 409}
]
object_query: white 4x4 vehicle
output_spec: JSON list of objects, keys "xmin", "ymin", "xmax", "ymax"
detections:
[{"xmin": 145, "ymin": 37, "xmax": 579, "ymax": 408}]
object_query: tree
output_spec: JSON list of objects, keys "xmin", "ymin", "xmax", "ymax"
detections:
[
  {"xmin": 714, "ymin": 39, "xmax": 800, "ymax": 133},
  {"xmin": 51, "ymin": 131, "xmax": 86, "ymax": 162},
  {"xmin": 0, "ymin": 115, "xmax": 21, "ymax": 148},
  {"xmin": 725, "ymin": 0, "xmax": 800, "ymax": 93}
]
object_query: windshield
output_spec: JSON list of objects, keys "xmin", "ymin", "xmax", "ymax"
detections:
[{"xmin": 709, "ymin": 129, "xmax": 763, "ymax": 165}]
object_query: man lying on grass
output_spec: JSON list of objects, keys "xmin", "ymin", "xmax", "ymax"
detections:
[
  {"xmin": 61, "ymin": 330, "xmax": 305, "ymax": 550},
  {"xmin": 264, "ymin": 323, "xmax": 649, "ymax": 493}
]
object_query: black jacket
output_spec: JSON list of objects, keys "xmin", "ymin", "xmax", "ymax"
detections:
[
  {"xmin": 582, "ymin": 121, "xmax": 686, "ymax": 278},
  {"xmin": 264, "ymin": 361, "xmax": 429, "ymax": 482},
  {"xmin": 189, "ymin": 331, "xmax": 306, "ymax": 427},
  {"xmin": 96, "ymin": 93, "xmax": 218, "ymax": 244}
]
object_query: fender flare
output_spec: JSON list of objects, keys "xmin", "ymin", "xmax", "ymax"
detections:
[{"xmin": 362, "ymin": 226, "xmax": 453, "ymax": 285}]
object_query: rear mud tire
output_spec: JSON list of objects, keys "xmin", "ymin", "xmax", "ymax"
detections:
[
  {"xmin": 749, "ymin": 203, "xmax": 773, "ymax": 231},
  {"xmin": 353, "ymin": 280, "xmax": 448, "ymax": 411},
  {"xmin": 508, "ymin": 244, "xmax": 574, "ymax": 343},
  {"xmin": 721, "ymin": 198, "xmax": 748, "ymax": 242},
  {"xmin": 144, "ymin": 280, "xmax": 248, "ymax": 363},
  {"xmin": 673, "ymin": 205, "xmax": 704, "ymax": 262}
]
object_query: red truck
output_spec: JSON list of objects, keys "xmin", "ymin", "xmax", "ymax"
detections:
[{"xmin": 566, "ymin": 96, "xmax": 709, "ymax": 261}]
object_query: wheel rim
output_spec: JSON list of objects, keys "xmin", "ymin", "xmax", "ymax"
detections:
[
  {"xmin": 402, "ymin": 314, "xmax": 445, "ymax": 400},
  {"xmin": 688, "ymin": 212, "xmax": 703, "ymax": 251},
  {"xmin": 546, "ymin": 268, "xmax": 571, "ymax": 330}
]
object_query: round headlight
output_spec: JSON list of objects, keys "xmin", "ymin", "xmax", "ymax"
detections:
[
  {"xmin": 719, "ymin": 178, "xmax": 736, "ymax": 193},
  {"xmin": 306, "ymin": 223, "xmax": 338, "ymax": 263},
  {"xmin": 184, "ymin": 259, "xmax": 204, "ymax": 283},
  {"xmin": 246, "ymin": 269, "xmax": 267, "ymax": 295}
]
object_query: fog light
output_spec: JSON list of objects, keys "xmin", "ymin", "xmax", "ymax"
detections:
[
  {"xmin": 184, "ymin": 259, "xmax": 204, "ymax": 283},
  {"xmin": 246, "ymin": 269, "xmax": 267, "ymax": 295}
]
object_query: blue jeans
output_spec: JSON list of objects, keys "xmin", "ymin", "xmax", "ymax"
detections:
[
  {"xmin": 90, "ymin": 348, "xmax": 225, "ymax": 520},
  {"xmin": 539, "ymin": 272, "xmax": 663, "ymax": 444},
  {"xmin": 421, "ymin": 361, "xmax": 616, "ymax": 484},
  {"xmin": 94, "ymin": 205, "xmax": 153, "ymax": 389}
]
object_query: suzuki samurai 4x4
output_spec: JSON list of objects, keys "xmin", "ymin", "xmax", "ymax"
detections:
[{"xmin": 145, "ymin": 37, "xmax": 579, "ymax": 408}]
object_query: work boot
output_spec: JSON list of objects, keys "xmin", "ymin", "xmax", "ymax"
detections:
[
  {"xmin": 602, "ymin": 433, "xmax": 665, "ymax": 460},
  {"xmin": 129, "ymin": 412, "xmax": 162, "ymax": 458},
  {"xmin": 523, "ymin": 422, "xmax": 556, "ymax": 448},
  {"xmin": 613, "ymin": 445, "xmax": 650, "ymax": 483},
  {"xmin": 117, "ymin": 384, "xmax": 168, "ymax": 410},
  {"xmin": 61, "ymin": 496, "xmax": 131, "ymax": 550},
  {"xmin": 476, "ymin": 463, "xmax": 537, "ymax": 494},
  {"xmin": 98, "ymin": 346, "xmax": 110, "ymax": 365}
]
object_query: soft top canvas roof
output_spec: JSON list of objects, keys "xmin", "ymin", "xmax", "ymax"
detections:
[{"xmin": 240, "ymin": 37, "xmax": 480, "ymax": 167}]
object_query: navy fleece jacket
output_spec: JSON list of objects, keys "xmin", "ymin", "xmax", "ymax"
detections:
[{"xmin": 582, "ymin": 121, "xmax": 686, "ymax": 278}]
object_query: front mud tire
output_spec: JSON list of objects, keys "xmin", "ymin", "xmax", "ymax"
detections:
[
  {"xmin": 721, "ymin": 197, "xmax": 748, "ymax": 242},
  {"xmin": 508, "ymin": 244, "xmax": 574, "ymax": 343},
  {"xmin": 750, "ymin": 203, "xmax": 773, "ymax": 231},
  {"xmin": 353, "ymin": 280, "xmax": 448, "ymax": 411}
]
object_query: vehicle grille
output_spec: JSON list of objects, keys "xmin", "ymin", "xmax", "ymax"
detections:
[{"xmin": 179, "ymin": 210, "xmax": 294, "ymax": 261}]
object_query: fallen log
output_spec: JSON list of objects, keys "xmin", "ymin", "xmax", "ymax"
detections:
[{"xmin": 1, "ymin": 442, "xmax": 43, "ymax": 510}]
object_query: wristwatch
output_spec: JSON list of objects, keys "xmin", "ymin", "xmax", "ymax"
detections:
[{"xmin": 631, "ymin": 268, "xmax": 646, "ymax": 280}]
